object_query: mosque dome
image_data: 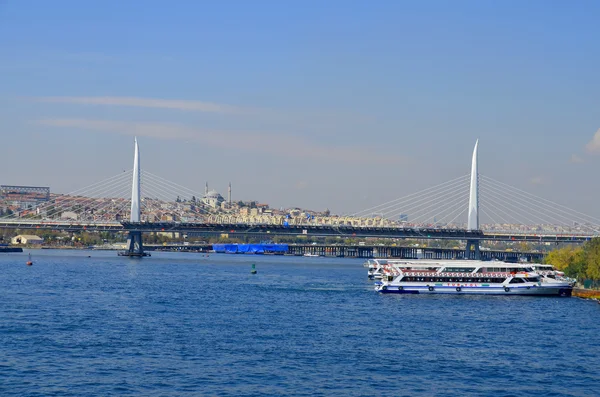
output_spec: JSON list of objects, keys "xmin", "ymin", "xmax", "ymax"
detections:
[
  {"xmin": 204, "ymin": 190, "xmax": 223, "ymax": 200},
  {"xmin": 202, "ymin": 189, "xmax": 225, "ymax": 208}
]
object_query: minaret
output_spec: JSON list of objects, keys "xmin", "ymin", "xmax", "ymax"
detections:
[
  {"xmin": 228, "ymin": 182, "xmax": 231, "ymax": 205},
  {"xmin": 205, "ymin": 182, "xmax": 208, "ymax": 195}
]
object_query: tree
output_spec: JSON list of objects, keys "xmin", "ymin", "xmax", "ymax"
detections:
[
  {"xmin": 545, "ymin": 246, "xmax": 581, "ymax": 270},
  {"xmin": 545, "ymin": 244, "xmax": 587, "ymax": 280},
  {"xmin": 176, "ymin": 196, "xmax": 181, "ymax": 203},
  {"xmin": 518, "ymin": 242, "xmax": 531, "ymax": 252},
  {"xmin": 583, "ymin": 238, "xmax": 600, "ymax": 281}
]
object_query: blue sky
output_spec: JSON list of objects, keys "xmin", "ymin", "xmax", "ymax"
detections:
[{"xmin": 1, "ymin": 0, "xmax": 599, "ymax": 217}]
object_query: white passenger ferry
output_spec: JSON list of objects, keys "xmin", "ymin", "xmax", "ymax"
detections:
[
  {"xmin": 365, "ymin": 259, "xmax": 387, "ymax": 280},
  {"xmin": 364, "ymin": 259, "xmax": 573, "ymax": 297},
  {"xmin": 530, "ymin": 264, "xmax": 575, "ymax": 286}
]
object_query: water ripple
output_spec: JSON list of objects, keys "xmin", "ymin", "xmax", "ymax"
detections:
[{"xmin": 0, "ymin": 250, "xmax": 599, "ymax": 396}]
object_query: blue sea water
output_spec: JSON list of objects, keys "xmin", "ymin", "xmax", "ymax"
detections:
[{"xmin": 0, "ymin": 250, "xmax": 599, "ymax": 396}]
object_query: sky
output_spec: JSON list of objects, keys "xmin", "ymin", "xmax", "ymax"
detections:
[{"xmin": 1, "ymin": 0, "xmax": 599, "ymax": 219}]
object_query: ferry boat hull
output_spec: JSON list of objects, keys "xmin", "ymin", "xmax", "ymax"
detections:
[{"xmin": 376, "ymin": 284, "xmax": 572, "ymax": 296}]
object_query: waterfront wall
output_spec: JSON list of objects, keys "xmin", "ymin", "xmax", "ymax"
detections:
[
  {"xmin": 0, "ymin": 246, "xmax": 23, "ymax": 253},
  {"xmin": 146, "ymin": 243, "xmax": 543, "ymax": 262}
]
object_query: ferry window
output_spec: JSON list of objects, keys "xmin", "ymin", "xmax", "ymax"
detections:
[
  {"xmin": 526, "ymin": 277, "xmax": 540, "ymax": 282},
  {"xmin": 509, "ymin": 278, "xmax": 524, "ymax": 284},
  {"xmin": 443, "ymin": 267, "xmax": 475, "ymax": 273}
]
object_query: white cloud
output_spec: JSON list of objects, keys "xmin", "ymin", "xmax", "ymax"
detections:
[
  {"xmin": 570, "ymin": 154, "xmax": 584, "ymax": 163},
  {"xmin": 35, "ymin": 118, "xmax": 409, "ymax": 166},
  {"xmin": 33, "ymin": 96, "xmax": 257, "ymax": 115},
  {"xmin": 585, "ymin": 128, "xmax": 600, "ymax": 153}
]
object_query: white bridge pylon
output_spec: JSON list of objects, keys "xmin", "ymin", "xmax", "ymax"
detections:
[
  {"xmin": 467, "ymin": 139, "xmax": 479, "ymax": 231},
  {"xmin": 123, "ymin": 137, "xmax": 146, "ymax": 257},
  {"xmin": 130, "ymin": 137, "xmax": 141, "ymax": 222},
  {"xmin": 466, "ymin": 140, "xmax": 480, "ymax": 259}
]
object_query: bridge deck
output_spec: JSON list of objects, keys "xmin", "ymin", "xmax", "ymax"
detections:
[{"xmin": 0, "ymin": 220, "xmax": 593, "ymax": 243}]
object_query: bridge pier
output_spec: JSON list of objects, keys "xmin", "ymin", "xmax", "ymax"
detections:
[
  {"xmin": 119, "ymin": 231, "xmax": 149, "ymax": 257},
  {"xmin": 465, "ymin": 239, "xmax": 481, "ymax": 260}
]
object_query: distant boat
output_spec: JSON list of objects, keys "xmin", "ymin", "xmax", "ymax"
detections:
[{"xmin": 26, "ymin": 253, "xmax": 33, "ymax": 266}]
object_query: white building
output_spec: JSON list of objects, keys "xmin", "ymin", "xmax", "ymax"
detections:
[
  {"xmin": 61, "ymin": 211, "xmax": 79, "ymax": 220},
  {"xmin": 11, "ymin": 235, "xmax": 44, "ymax": 245}
]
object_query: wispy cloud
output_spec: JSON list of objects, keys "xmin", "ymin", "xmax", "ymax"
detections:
[
  {"xmin": 570, "ymin": 154, "xmax": 584, "ymax": 163},
  {"xmin": 33, "ymin": 96, "xmax": 257, "ymax": 115},
  {"xmin": 585, "ymin": 128, "xmax": 600, "ymax": 153},
  {"xmin": 35, "ymin": 118, "xmax": 408, "ymax": 165}
]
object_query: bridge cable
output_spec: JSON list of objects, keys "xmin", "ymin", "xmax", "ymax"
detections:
[
  {"xmin": 351, "ymin": 174, "xmax": 469, "ymax": 217},
  {"xmin": 377, "ymin": 177, "xmax": 470, "ymax": 220},
  {"xmin": 481, "ymin": 175, "xmax": 600, "ymax": 228}
]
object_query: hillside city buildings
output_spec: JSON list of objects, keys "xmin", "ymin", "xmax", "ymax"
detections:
[{"xmin": 0, "ymin": 184, "xmax": 595, "ymax": 235}]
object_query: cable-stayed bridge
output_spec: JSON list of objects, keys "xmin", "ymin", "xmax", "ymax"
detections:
[{"xmin": 1, "ymin": 139, "xmax": 598, "ymax": 257}]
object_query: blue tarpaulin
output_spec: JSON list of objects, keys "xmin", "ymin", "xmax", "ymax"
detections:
[{"xmin": 212, "ymin": 244, "xmax": 288, "ymax": 254}]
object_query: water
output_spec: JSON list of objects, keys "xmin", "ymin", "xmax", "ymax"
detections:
[{"xmin": 1, "ymin": 250, "xmax": 599, "ymax": 396}]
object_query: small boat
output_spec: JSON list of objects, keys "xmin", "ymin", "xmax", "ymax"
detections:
[
  {"xmin": 303, "ymin": 253, "xmax": 320, "ymax": 257},
  {"xmin": 26, "ymin": 253, "xmax": 33, "ymax": 266}
]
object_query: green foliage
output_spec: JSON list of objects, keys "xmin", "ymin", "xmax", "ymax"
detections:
[
  {"xmin": 582, "ymin": 238, "xmax": 600, "ymax": 281},
  {"xmin": 545, "ymin": 239, "xmax": 600, "ymax": 281}
]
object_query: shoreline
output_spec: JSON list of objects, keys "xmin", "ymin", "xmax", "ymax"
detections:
[{"xmin": 573, "ymin": 288, "xmax": 600, "ymax": 300}]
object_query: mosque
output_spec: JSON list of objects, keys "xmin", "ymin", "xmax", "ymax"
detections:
[{"xmin": 202, "ymin": 182, "xmax": 231, "ymax": 209}]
